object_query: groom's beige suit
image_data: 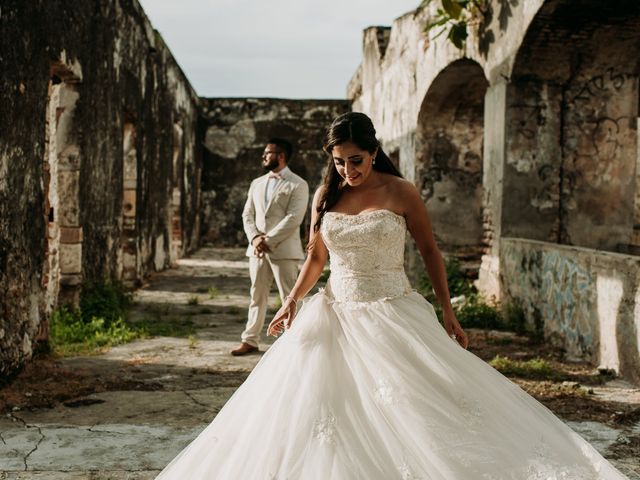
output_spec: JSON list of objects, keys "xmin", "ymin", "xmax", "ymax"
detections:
[{"xmin": 241, "ymin": 167, "xmax": 309, "ymax": 347}]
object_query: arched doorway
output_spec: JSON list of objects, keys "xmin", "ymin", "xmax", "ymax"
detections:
[
  {"xmin": 42, "ymin": 60, "xmax": 83, "ymax": 318},
  {"xmin": 416, "ymin": 59, "xmax": 489, "ymax": 262}
]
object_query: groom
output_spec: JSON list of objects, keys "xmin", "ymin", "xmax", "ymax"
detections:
[{"xmin": 231, "ymin": 138, "xmax": 309, "ymax": 356}]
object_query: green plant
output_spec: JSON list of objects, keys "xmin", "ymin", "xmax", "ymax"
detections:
[
  {"xmin": 503, "ymin": 301, "xmax": 527, "ymax": 335},
  {"xmin": 208, "ymin": 286, "xmax": 220, "ymax": 299},
  {"xmin": 455, "ymin": 293, "xmax": 504, "ymax": 330},
  {"xmin": 489, "ymin": 355, "xmax": 558, "ymax": 380},
  {"xmin": 417, "ymin": 257, "xmax": 475, "ymax": 303},
  {"xmin": 188, "ymin": 334, "xmax": 198, "ymax": 349},
  {"xmin": 421, "ymin": 0, "xmax": 486, "ymax": 49},
  {"xmin": 187, "ymin": 295, "xmax": 199, "ymax": 305},
  {"xmin": 79, "ymin": 280, "xmax": 131, "ymax": 325},
  {"xmin": 50, "ymin": 306, "xmax": 141, "ymax": 356},
  {"xmin": 135, "ymin": 316, "xmax": 195, "ymax": 338}
]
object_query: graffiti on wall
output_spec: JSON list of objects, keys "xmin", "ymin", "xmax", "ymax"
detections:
[
  {"xmin": 501, "ymin": 240, "xmax": 597, "ymax": 360},
  {"xmin": 562, "ymin": 67, "xmax": 637, "ymax": 247}
]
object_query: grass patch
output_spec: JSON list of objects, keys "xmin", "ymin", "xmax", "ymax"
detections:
[
  {"xmin": 135, "ymin": 316, "xmax": 195, "ymax": 338},
  {"xmin": 207, "ymin": 286, "xmax": 220, "ymax": 299},
  {"xmin": 489, "ymin": 355, "xmax": 560, "ymax": 380}
]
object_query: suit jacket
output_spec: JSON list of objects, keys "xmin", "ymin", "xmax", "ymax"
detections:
[{"xmin": 242, "ymin": 169, "xmax": 309, "ymax": 260}]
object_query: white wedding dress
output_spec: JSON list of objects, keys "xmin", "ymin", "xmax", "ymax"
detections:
[{"xmin": 156, "ymin": 209, "xmax": 628, "ymax": 479}]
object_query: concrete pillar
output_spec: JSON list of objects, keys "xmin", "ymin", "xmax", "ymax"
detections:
[{"xmin": 478, "ymin": 81, "xmax": 508, "ymax": 300}]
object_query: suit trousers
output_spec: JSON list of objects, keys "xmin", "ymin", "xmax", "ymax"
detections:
[{"xmin": 242, "ymin": 255, "xmax": 299, "ymax": 348}]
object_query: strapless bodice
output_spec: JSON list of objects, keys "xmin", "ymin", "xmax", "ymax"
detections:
[{"xmin": 320, "ymin": 209, "xmax": 412, "ymax": 303}]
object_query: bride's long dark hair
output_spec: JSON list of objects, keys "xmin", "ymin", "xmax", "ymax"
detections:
[{"xmin": 313, "ymin": 112, "xmax": 403, "ymax": 236}]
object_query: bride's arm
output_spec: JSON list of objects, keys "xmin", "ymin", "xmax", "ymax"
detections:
[
  {"xmin": 398, "ymin": 181, "xmax": 469, "ymax": 348},
  {"xmin": 267, "ymin": 188, "xmax": 329, "ymax": 336}
]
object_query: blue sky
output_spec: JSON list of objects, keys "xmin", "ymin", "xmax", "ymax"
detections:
[{"xmin": 138, "ymin": 0, "xmax": 419, "ymax": 99}]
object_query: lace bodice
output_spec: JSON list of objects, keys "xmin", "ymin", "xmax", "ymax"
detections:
[{"xmin": 320, "ymin": 209, "xmax": 412, "ymax": 303}]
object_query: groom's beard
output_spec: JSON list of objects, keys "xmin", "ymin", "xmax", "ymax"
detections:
[{"xmin": 263, "ymin": 159, "xmax": 279, "ymax": 171}]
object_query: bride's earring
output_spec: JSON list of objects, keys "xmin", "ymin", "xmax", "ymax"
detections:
[{"xmin": 372, "ymin": 156, "xmax": 376, "ymax": 165}]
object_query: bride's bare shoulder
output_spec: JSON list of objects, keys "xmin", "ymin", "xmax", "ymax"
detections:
[
  {"xmin": 383, "ymin": 176, "xmax": 423, "ymax": 213},
  {"xmin": 384, "ymin": 175, "xmax": 418, "ymax": 196}
]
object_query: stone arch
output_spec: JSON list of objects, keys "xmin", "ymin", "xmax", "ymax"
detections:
[
  {"xmin": 415, "ymin": 58, "xmax": 488, "ymax": 260},
  {"xmin": 42, "ymin": 59, "xmax": 83, "ymax": 329},
  {"xmin": 505, "ymin": 0, "xmax": 640, "ymax": 252}
]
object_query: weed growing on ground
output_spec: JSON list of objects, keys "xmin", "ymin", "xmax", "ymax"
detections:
[
  {"xmin": 188, "ymin": 334, "xmax": 198, "ymax": 349},
  {"xmin": 50, "ymin": 281, "xmax": 140, "ymax": 356},
  {"xmin": 418, "ymin": 258, "xmax": 530, "ymax": 333},
  {"xmin": 489, "ymin": 355, "xmax": 559, "ymax": 380},
  {"xmin": 135, "ymin": 316, "xmax": 195, "ymax": 338},
  {"xmin": 208, "ymin": 286, "xmax": 220, "ymax": 299},
  {"xmin": 187, "ymin": 295, "xmax": 200, "ymax": 305}
]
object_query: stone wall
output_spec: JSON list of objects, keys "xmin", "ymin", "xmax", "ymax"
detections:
[
  {"xmin": 349, "ymin": 0, "xmax": 640, "ymax": 380},
  {"xmin": 501, "ymin": 238, "xmax": 640, "ymax": 384},
  {"xmin": 416, "ymin": 59, "xmax": 487, "ymax": 258},
  {"xmin": 200, "ymin": 98, "xmax": 350, "ymax": 247},
  {"xmin": 0, "ymin": 0, "xmax": 201, "ymax": 378}
]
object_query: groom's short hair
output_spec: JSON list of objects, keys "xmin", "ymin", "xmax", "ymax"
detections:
[{"xmin": 268, "ymin": 138, "xmax": 293, "ymax": 162}]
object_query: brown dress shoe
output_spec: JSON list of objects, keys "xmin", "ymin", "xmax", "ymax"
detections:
[{"xmin": 231, "ymin": 342, "xmax": 259, "ymax": 356}]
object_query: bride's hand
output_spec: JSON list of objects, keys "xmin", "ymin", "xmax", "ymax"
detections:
[
  {"xmin": 444, "ymin": 311, "xmax": 468, "ymax": 349},
  {"xmin": 267, "ymin": 297, "xmax": 298, "ymax": 337}
]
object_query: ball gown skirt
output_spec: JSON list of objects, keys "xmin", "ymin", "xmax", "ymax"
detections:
[{"xmin": 155, "ymin": 210, "xmax": 629, "ymax": 479}]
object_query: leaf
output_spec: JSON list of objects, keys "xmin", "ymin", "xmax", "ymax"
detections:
[
  {"xmin": 424, "ymin": 15, "xmax": 450, "ymax": 32},
  {"xmin": 441, "ymin": 0, "xmax": 463, "ymax": 20},
  {"xmin": 448, "ymin": 21, "xmax": 468, "ymax": 48}
]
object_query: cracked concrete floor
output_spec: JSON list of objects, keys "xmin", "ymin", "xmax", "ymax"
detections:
[{"xmin": 1, "ymin": 247, "xmax": 639, "ymax": 479}]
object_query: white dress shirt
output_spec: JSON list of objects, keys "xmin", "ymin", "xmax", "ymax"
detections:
[{"xmin": 265, "ymin": 166, "xmax": 290, "ymax": 205}]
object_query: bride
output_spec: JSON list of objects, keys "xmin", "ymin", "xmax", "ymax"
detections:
[{"xmin": 156, "ymin": 112, "xmax": 628, "ymax": 479}]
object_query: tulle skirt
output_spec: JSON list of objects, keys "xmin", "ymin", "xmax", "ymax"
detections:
[{"xmin": 156, "ymin": 290, "xmax": 628, "ymax": 479}]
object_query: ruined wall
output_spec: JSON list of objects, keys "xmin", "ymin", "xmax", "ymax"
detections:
[
  {"xmin": 200, "ymin": 98, "xmax": 350, "ymax": 247},
  {"xmin": 501, "ymin": 238, "xmax": 640, "ymax": 384},
  {"xmin": 415, "ymin": 59, "xmax": 487, "ymax": 259},
  {"xmin": 505, "ymin": 1, "xmax": 640, "ymax": 253},
  {"xmin": 349, "ymin": 0, "xmax": 640, "ymax": 380},
  {"xmin": 0, "ymin": 0, "xmax": 201, "ymax": 378}
]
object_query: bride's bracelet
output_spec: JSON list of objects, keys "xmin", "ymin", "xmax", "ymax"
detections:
[{"xmin": 285, "ymin": 296, "xmax": 298, "ymax": 307}]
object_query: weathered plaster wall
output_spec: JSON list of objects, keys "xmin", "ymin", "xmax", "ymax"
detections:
[
  {"xmin": 506, "ymin": 2, "xmax": 640, "ymax": 253},
  {"xmin": 501, "ymin": 238, "xmax": 640, "ymax": 383},
  {"xmin": 416, "ymin": 59, "xmax": 487, "ymax": 256},
  {"xmin": 200, "ymin": 98, "xmax": 350, "ymax": 247},
  {"xmin": 350, "ymin": 0, "xmax": 640, "ymax": 380},
  {"xmin": 0, "ymin": 0, "xmax": 201, "ymax": 378}
]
